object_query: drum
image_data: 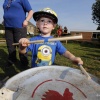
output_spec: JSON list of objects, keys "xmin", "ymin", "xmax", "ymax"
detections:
[{"xmin": 0, "ymin": 66, "xmax": 100, "ymax": 100}]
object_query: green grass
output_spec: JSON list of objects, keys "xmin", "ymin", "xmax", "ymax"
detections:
[
  {"xmin": 0, "ymin": 41, "xmax": 100, "ymax": 81},
  {"xmin": 55, "ymin": 41, "xmax": 100, "ymax": 78}
]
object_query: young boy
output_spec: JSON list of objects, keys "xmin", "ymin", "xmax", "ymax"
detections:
[{"xmin": 19, "ymin": 8, "xmax": 83, "ymax": 67}]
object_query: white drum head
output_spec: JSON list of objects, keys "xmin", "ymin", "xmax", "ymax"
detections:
[{"xmin": 0, "ymin": 66, "xmax": 100, "ymax": 100}]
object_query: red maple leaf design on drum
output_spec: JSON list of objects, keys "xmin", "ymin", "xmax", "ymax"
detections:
[{"xmin": 41, "ymin": 88, "xmax": 73, "ymax": 100}]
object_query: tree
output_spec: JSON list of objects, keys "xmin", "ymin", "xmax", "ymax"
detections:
[
  {"xmin": 51, "ymin": 24, "xmax": 59, "ymax": 37},
  {"xmin": 92, "ymin": 0, "xmax": 100, "ymax": 27},
  {"xmin": 0, "ymin": 24, "xmax": 4, "ymax": 30},
  {"xmin": 97, "ymin": 25, "xmax": 100, "ymax": 30}
]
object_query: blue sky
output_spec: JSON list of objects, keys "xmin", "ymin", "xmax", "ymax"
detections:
[{"xmin": 0, "ymin": 0, "xmax": 97, "ymax": 31}]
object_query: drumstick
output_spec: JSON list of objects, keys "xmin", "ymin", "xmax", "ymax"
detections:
[
  {"xmin": 78, "ymin": 64, "xmax": 91, "ymax": 80},
  {"xmin": 12, "ymin": 34, "xmax": 82, "ymax": 45}
]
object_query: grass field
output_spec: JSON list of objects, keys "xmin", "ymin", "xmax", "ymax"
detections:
[{"xmin": 0, "ymin": 41, "xmax": 100, "ymax": 81}]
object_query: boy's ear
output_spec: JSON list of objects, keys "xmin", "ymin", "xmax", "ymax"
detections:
[
  {"xmin": 52, "ymin": 24, "xmax": 56, "ymax": 30},
  {"xmin": 53, "ymin": 24, "xmax": 57, "ymax": 29}
]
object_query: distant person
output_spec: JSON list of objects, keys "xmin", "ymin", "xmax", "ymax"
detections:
[
  {"xmin": 57, "ymin": 26, "xmax": 63, "ymax": 37},
  {"xmin": 3, "ymin": 0, "xmax": 34, "ymax": 69},
  {"xmin": 63, "ymin": 26, "xmax": 68, "ymax": 34},
  {"xmin": 18, "ymin": 7, "xmax": 83, "ymax": 68}
]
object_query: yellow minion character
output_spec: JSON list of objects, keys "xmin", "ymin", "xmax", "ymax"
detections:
[{"xmin": 36, "ymin": 45, "xmax": 52, "ymax": 66}]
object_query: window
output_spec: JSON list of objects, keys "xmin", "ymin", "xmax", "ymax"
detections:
[{"xmin": 92, "ymin": 32, "xmax": 100, "ymax": 39}]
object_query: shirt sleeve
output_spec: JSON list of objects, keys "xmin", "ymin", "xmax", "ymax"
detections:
[
  {"xmin": 56, "ymin": 41, "xmax": 67, "ymax": 55},
  {"xmin": 21, "ymin": 0, "xmax": 32, "ymax": 12}
]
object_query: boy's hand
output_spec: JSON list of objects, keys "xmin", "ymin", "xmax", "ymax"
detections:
[
  {"xmin": 72, "ymin": 57, "xmax": 83, "ymax": 65},
  {"xmin": 19, "ymin": 38, "xmax": 29, "ymax": 47},
  {"xmin": 19, "ymin": 38, "xmax": 30, "ymax": 54}
]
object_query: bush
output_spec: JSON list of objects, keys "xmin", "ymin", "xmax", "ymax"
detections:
[
  {"xmin": 0, "ymin": 34, "xmax": 5, "ymax": 39},
  {"xmin": 0, "ymin": 24, "xmax": 5, "ymax": 30}
]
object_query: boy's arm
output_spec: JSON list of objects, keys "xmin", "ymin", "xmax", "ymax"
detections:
[{"xmin": 63, "ymin": 50, "xmax": 83, "ymax": 65}]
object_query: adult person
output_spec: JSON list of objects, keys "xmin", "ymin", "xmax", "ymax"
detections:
[
  {"xmin": 3, "ymin": 0, "xmax": 34, "ymax": 69},
  {"xmin": 63, "ymin": 26, "xmax": 68, "ymax": 34},
  {"xmin": 18, "ymin": 8, "xmax": 83, "ymax": 68}
]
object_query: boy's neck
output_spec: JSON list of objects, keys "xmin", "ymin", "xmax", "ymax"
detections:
[{"xmin": 41, "ymin": 33, "xmax": 51, "ymax": 37}]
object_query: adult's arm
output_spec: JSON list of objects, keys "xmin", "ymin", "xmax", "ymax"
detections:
[{"xmin": 23, "ymin": 10, "xmax": 34, "ymax": 27}]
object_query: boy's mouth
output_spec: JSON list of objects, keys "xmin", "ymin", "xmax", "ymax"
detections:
[{"xmin": 43, "ymin": 26, "xmax": 47, "ymax": 28}]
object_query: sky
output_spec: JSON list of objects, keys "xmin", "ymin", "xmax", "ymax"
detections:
[{"xmin": 0, "ymin": 0, "xmax": 98, "ymax": 31}]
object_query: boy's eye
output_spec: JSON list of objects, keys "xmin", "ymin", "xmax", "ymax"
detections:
[
  {"xmin": 48, "ymin": 20, "xmax": 52, "ymax": 23},
  {"xmin": 40, "ymin": 19, "xmax": 45, "ymax": 22},
  {"xmin": 39, "ymin": 19, "xmax": 53, "ymax": 24}
]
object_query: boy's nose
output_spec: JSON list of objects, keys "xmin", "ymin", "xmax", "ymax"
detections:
[{"xmin": 44, "ymin": 21, "xmax": 48, "ymax": 24}]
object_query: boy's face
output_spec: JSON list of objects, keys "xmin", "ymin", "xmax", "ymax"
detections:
[{"xmin": 36, "ymin": 17, "xmax": 56, "ymax": 35}]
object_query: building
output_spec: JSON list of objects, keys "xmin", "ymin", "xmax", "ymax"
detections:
[
  {"xmin": 27, "ymin": 21, "xmax": 36, "ymax": 35},
  {"xmin": 70, "ymin": 30, "xmax": 100, "ymax": 41}
]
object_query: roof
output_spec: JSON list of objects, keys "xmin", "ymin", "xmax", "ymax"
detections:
[{"xmin": 70, "ymin": 30, "xmax": 100, "ymax": 32}]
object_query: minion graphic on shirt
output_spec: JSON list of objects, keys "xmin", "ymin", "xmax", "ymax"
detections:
[{"xmin": 36, "ymin": 45, "xmax": 52, "ymax": 66}]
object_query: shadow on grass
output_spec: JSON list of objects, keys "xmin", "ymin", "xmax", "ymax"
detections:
[
  {"xmin": 68, "ymin": 40, "xmax": 100, "ymax": 48},
  {"xmin": 75, "ymin": 47, "xmax": 100, "ymax": 54},
  {"xmin": 80, "ymin": 41, "xmax": 100, "ymax": 48},
  {"xmin": 0, "ymin": 48, "xmax": 26, "ymax": 81},
  {"xmin": 0, "ymin": 49, "xmax": 16, "ymax": 80},
  {"xmin": 81, "ymin": 55, "xmax": 100, "ymax": 61}
]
